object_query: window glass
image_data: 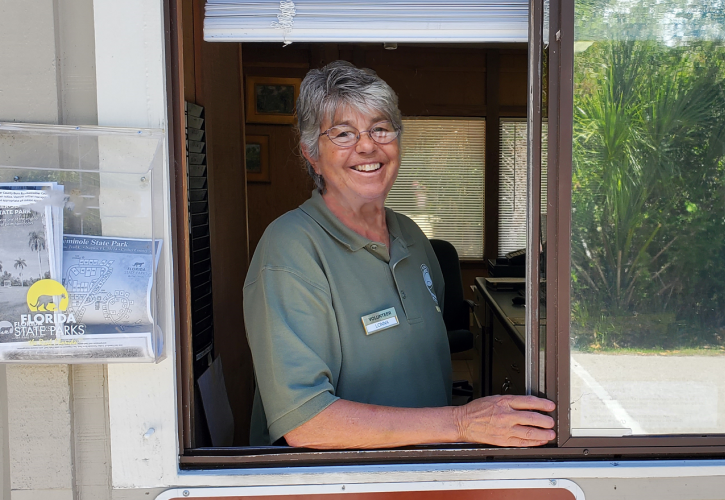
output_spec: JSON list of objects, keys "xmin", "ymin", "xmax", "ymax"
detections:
[
  {"xmin": 387, "ymin": 119, "xmax": 485, "ymax": 259},
  {"xmin": 571, "ymin": 0, "xmax": 725, "ymax": 436},
  {"xmin": 499, "ymin": 119, "xmax": 548, "ymax": 256}
]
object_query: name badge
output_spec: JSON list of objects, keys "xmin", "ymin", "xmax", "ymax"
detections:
[{"xmin": 361, "ymin": 307, "xmax": 399, "ymax": 335}]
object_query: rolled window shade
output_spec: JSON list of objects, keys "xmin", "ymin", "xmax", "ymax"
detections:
[
  {"xmin": 386, "ymin": 119, "xmax": 485, "ymax": 260},
  {"xmin": 204, "ymin": 0, "xmax": 528, "ymax": 43}
]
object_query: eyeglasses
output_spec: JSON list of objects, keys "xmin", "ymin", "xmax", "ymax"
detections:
[{"xmin": 319, "ymin": 120, "xmax": 400, "ymax": 148}]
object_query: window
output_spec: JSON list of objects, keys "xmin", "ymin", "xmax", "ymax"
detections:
[
  {"xmin": 565, "ymin": 0, "xmax": 725, "ymax": 440},
  {"xmin": 498, "ymin": 119, "xmax": 548, "ymax": 256},
  {"xmin": 386, "ymin": 118, "xmax": 485, "ymax": 259},
  {"xmin": 175, "ymin": 0, "xmax": 725, "ymax": 464}
]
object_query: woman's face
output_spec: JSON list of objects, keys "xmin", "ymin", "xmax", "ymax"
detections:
[{"xmin": 305, "ymin": 106, "xmax": 400, "ymax": 208}]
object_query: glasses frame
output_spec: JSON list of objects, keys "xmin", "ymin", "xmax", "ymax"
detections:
[{"xmin": 318, "ymin": 120, "xmax": 401, "ymax": 148}]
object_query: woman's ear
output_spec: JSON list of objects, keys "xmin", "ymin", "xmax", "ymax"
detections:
[{"xmin": 300, "ymin": 144, "xmax": 319, "ymax": 174}]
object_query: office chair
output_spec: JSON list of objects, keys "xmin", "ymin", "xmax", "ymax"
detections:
[{"xmin": 429, "ymin": 239, "xmax": 475, "ymax": 400}]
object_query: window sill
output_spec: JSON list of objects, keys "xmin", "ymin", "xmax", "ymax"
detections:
[{"xmin": 179, "ymin": 443, "xmax": 725, "ymax": 469}]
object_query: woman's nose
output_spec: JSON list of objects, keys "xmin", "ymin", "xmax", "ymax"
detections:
[{"xmin": 355, "ymin": 131, "xmax": 377, "ymax": 153}]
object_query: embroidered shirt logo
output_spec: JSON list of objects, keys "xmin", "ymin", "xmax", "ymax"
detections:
[{"xmin": 420, "ymin": 264, "xmax": 438, "ymax": 305}]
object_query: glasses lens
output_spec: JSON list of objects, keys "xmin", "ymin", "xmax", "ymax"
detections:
[
  {"xmin": 370, "ymin": 121, "xmax": 398, "ymax": 144},
  {"xmin": 327, "ymin": 125, "xmax": 357, "ymax": 147}
]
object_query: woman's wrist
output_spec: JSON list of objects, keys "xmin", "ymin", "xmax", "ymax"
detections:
[{"xmin": 450, "ymin": 404, "xmax": 468, "ymax": 443}]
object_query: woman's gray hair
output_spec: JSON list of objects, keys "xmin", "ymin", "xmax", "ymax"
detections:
[{"xmin": 297, "ymin": 60, "xmax": 402, "ymax": 193}]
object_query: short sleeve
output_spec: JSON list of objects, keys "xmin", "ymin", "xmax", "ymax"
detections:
[{"xmin": 243, "ymin": 266, "xmax": 341, "ymax": 443}]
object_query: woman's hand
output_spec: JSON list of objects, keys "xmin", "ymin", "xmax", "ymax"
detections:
[{"xmin": 453, "ymin": 395, "xmax": 556, "ymax": 447}]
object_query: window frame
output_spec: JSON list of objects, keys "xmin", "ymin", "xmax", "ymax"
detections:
[
  {"xmin": 169, "ymin": 0, "xmax": 725, "ymax": 468},
  {"xmin": 550, "ymin": 0, "xmax": 725, "ymax": 450}
]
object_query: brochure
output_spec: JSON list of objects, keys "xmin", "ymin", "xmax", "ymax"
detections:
[
  {"xmin": 0, "ymin": 184, "xmax": 62, "ymax": 344},
  {"xmin": 61, "ymin": 235, "xmax": 161, "ymax": 331}
]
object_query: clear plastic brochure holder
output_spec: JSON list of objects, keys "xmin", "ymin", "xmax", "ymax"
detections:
[{"xmin": 0, "ymin": 123, "xmax": 165, "ymax": 363}]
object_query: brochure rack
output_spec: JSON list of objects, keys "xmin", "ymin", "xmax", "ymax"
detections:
[
  {"xmin": 185, "ymin": 102, "xmax": 215, "ymax": 379},
  {"xmin": 0, "ymin": 123, "xmax": 166, "ymax": 363}
]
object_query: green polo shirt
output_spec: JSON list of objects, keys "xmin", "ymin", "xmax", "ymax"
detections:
[{"xmin": 243, "ymin": 190, "xmax": 452, "ymax": 446}]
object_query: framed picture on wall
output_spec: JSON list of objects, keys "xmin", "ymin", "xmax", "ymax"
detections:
[
  {"xmin": 245, "ymin": 76, "xmax": 301, "ymax": 124},
  {"xmin": 245, "ymin": 135, "xmax": 270, "ymax": 183}
]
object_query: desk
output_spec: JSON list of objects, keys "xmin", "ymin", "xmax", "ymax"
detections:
[{"xmin": 472, "ymin": 277, "xmax": 526, "ymax": 396}]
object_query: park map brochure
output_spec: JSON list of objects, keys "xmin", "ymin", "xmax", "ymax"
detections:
[
  {"xmin": 60, "ymin": 235, "xmax": 162, "ymax": 360},
  {"xmin": 0, "ymin": 183, "xmax": 162, "ymax": 362}
]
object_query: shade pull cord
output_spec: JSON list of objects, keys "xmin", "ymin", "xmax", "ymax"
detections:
[{"xmin": 271, "ymin": 0, "xmax": 296, "ymax": 45}]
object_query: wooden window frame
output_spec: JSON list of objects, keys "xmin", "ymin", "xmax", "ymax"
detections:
[{"xmin": 166, "ymin": 0, "xmax": 725, "ymax": 469}]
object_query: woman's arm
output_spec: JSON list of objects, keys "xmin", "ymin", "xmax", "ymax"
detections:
[{"xmin": 285, "ymin": 395, "xmax": 556, "ymax": 449}]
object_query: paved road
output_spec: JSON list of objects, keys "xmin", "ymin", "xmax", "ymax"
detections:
[{"xmin": 569, "ymin": 352, "xmax": 725, "ymax": 436}]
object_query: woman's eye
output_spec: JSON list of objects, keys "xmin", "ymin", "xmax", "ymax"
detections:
[{"xmin": 332, "ymin": 130, "xmax": 352, "ymax": 138}]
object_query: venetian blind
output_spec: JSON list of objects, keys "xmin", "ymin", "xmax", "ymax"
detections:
[
  {"xmin": 204, "ymin": 0, "xmax": 528, "ymax": 43},
  {"xmin": 386, "ymin": 119, "xmax": 485, "ymax": 260},
  {"xmin": 498, "ymin": 118, "xmax": 548, "ymax": 256}
]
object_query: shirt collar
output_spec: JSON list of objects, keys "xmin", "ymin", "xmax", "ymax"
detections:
[
  {"xmin": 299, "ymin": 190, "xmax": 414, "ymax": 252},
  {"xmin": 299, "ymin": 190, "xmax": 369, "ymax": 251}
]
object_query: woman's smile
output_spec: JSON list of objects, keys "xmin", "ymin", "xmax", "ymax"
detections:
[{"xmin": 351, "ymin": 162, "xmax": 382, "ymax": 172}]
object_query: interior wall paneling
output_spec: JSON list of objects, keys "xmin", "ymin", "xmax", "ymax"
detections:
[
  {"xmin": 239, "ymin": 46, "xmax": 251, "ymax": 267},
  {"xmin": 242, "ymin": 44, "xmax": 317, "ymax": 256},
  {"xmin": 181, "ymin": 0, "xmax": 195, "ymax": 102},
  {"xmin": 366, "ymin": 46, "xmax": 487, "ymax": 117},
  {"xmin": 192, "ymin": 0, "xmax": 204, "ymax": 104},
  {"xmin": 198, "ymin": 15, "xmax": 253, "ymax": 446},
  {"xmin": 310, "ymin": 43, "xmax": 340, "ymax": 69},
  {"xmin": 245, "ymin": 123, "xmax": 314, "ymax": 255},
  {"xmin": 499, "ymin": 50, "xmax": 529, "ymax": 111}
]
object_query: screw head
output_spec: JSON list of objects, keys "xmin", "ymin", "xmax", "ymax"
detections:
[
  {"xmin": 183, "ymin": 490, "xmax": 190, "ymax": 497},
  {"xmin": 583, "ymin": 448, "xmax": 590, "ymax": 455}
]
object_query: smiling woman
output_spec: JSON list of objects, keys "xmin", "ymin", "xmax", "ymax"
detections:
[{"xmin": 242, "ymin": 61, "xmax": 555, "ymax": 449}]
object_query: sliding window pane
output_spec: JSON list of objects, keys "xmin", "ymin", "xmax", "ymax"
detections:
[{"xmin": 570, "ymin": 0, "xmax": 725, "ymax": 436}]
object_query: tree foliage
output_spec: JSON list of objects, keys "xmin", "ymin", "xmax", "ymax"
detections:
[{"xmin": 571, "ymin": 38, "xmax": 725, "ymax": 349}]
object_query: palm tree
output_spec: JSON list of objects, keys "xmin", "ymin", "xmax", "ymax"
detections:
[
  {"xmin": 572, "ymin": 41, "xmax": 725, "ymax": 314},
  {"xmin": 14, "ymin": 258, "xmax": 27, "ymax": 285},
  {"xmin": 27, "ymin": 231, "xmax": 46, "ymax": 279}
]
